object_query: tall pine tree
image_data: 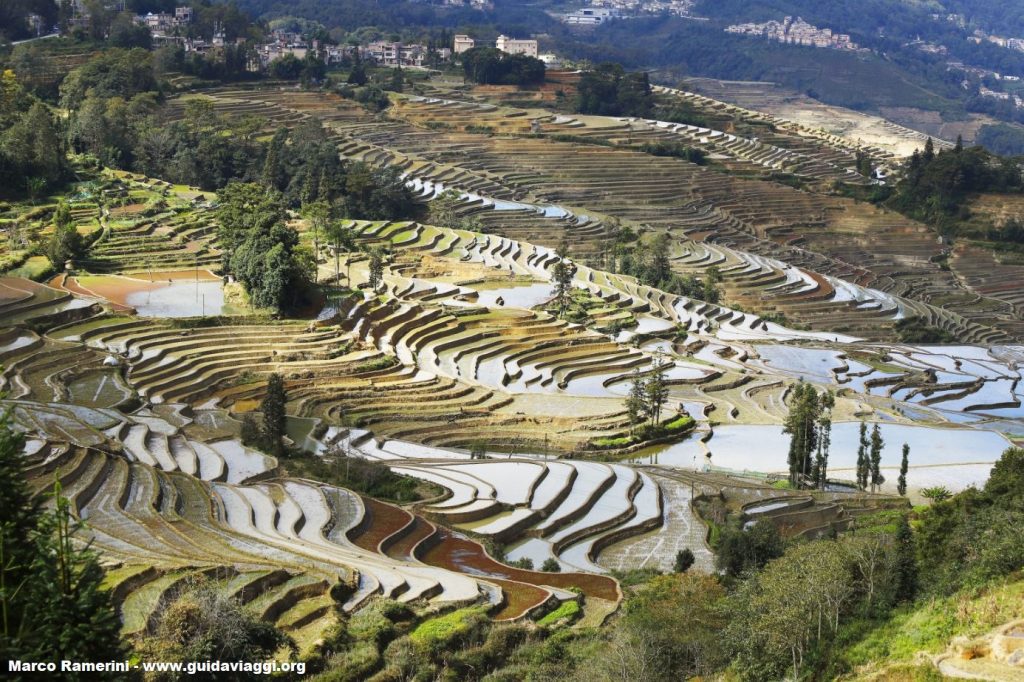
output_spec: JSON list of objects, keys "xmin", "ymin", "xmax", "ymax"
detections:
[
  {"xmin": 869, "ymin": 424, "xmax": 885, "ymax": 493},
  {"xmin": 897, "ymin": 443, "xmax": 909, "ymax": 496},
  {"xmin": 856, "ymin": 421, "xmax": 869, "ymax": 490},
  {"xmin": 260, "ymin": 373, "xmax": 287, "ymax": 457}
]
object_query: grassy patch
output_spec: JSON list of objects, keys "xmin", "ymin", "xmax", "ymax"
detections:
[
  {"xmin": 354, "ymin": 355, "xmax": 398, "ymax": 372},
  {"xmin": 8, "ymin": 256, "xmax": 55, "ymax": 281},
  {"xmin": 590, "ymin": 416, "xmax": 695, "ymax": 450},
  {"xmin": 536, "ymin": 600, "xmax": 581, "ymax": 628},
  {"xmin": 409, "ymin": 607, "xmax": 488, "ymax": 652},
  {"xmin": 836, "ymin": 578, "xmax": 1024, "ymax": 669}
]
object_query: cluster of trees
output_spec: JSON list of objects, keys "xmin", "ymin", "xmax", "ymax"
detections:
[
  {"xmin": 784, "ymin": 385, "xmax": 913, "ymax": 494},
  {"xmin": 580, "ymin": 502, "xmax": 921, "ymax": 681},
  {"xmin": 987, "ymin": 217, "xmax": 1024, "ymax": 244},
  {"xmin": 610, "ymin": 233, "xmax": 721, "ymax": 304},
  {"xmin": 427, "ymin": 189, "xmax": 482, "ymax": 232},
  {"xmin": 888, "ymin": 137, "xmax": 1023, "ymax": 234},
  {"xmin": 267, "ymin": 51, "xmax": 327, "ymax": 85},
  {"xmin": 916, "ymin": 446, "xmax": 1024, "ymax": 594},
  {"xmin": 782, "ymin": 382, "xmax": 834, "ymax": 488},
  {"xmin": 56, "ymin": 1, "xmax": 255, "ymax": 45},
  {"xmin": 152, "ymin": 42, "xmax": 254, "ymax": 82},
  {"xmin": 854, "ymin": 421, "xmax": 886, "ymax": 492},
  {"xmin": 0, "ymin": 70, "xmax": 66, "ymax": 198},
  {"xmin": 59, "ymin": 48, "xmax": 160, "ymax": 110},
  {"xmin": 45, "ymin": 200, "xmax": 84, "ymax": 268},
  {"xmin": 0, "ymin": 409, "xmax": 126, "ymax": 674},
  {"xmin": 638, "ymin": 141, "xmax": 707, "ymax": 165},
  {"xmin": 460, "ymin": 47, "xmax": 545, "ymax": 86},
  {"xmin": 575, "ymin": 62, "xmax": 653, "ymax": 118},
  {"xmin": 215, "ymin": 151, "xmax": 412, "ymax": 311},
  {"xmin": 976, "ymin": 123, "xmax": 1024, "ymax": 157},
  {"xmin": 625, "ymin": 356, "xmax": 672, "ymax": 431},
  {"xmin": 138, "ymin": 581, "xmax": 290, "ymax": 678},
  {"xmin": 216, "ymin": 183, "xmax": 314, "ymax": 312}
]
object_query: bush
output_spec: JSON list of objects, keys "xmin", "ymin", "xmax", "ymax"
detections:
[
  {"xmin": 674, "ymin": 548, "xmax": 696, "ymax": 573},
  {"xmin": 541, "ymin": 558, "xmax": 562, "ymax": 573}
]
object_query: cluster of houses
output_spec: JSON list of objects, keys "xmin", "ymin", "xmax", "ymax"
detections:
[
  {"xmin": 559, "ymin": 0, "xmax": 698, "ymax": 26},
  {"xmin": 726, "ymin": 16, "xmax": 861, "ymax": 51},
  {"xmin": 978, "ymin": 33, "xmax": 1024, "ymax": 54}
]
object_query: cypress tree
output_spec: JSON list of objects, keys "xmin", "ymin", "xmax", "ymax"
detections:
[
  {"xmin": 260, "ymin": 373, "xmax": 287, "ymax": 457},
  {"xmin": 897, "ymin": 443, "xmax": 909, "ymax": 496},
  {"xmin": 856, "ymin": 421, "xmax": 869, "ymax": 490},
  {"xmin": 869, "ymin": 424, "xmax": 885, "ymax": 493},
  {"xmin": 368, "ymin": 246, "xmax": 385, "ymax": 291}
]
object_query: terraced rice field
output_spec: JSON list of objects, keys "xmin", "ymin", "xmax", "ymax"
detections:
[
  {"xmin": 166, "ymin": 83, "xmax": 1024, "ymax": 344},
  {"xmin": 4, "ymin": 76, "xmax": 1024, "ymax": 651}
]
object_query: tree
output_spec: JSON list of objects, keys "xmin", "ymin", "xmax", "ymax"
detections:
[
  {"xmin": 46, "ymin": 200, "xmax": 83, "ymax": 268},
  {"xmin": 326, "ymin": 221, "xmax": 356, "ymax": 285},
  {"xmin": 368, "ymin": 246, "xmax": 385, "ymax": 292},
  {"xmin": 388, "ymin": 65, "xmax": 404, "ymax": 93},
  {"xmin": 674, "ymin": 548, "xmax": 695, "ymax": 573},
  {"xmin": 869, "ymin": 424, "xmax": 885, "ymax": 493},
  {"xmin": 551, "ymin": 241, "xmax": 574, "ymax": 318},
  {"xmin": 260, "ymin": 373, "xmax": 287, "ymax": 457},
  {"xmin": 302, "ymin": 199, "xmax": 331, "ymax": 280},
  {"xmin": 625, "ymin": 368, "xmax": 648, "ymax": 432},
  {"xmin": 24, "ymin": 176, "xmax": 46, "ymax": 204},
  {"xmin": 428, "ymin": 189, "xmax": 463, "ymax": 229},
  {"xmin": 0, "ymin": 410, "xmax": 126, "ymax": 675},
  {"xmin": 856, "ymin": 421, "xmax": 870, "ymax": 491},
  {"xmin": 984, "ymin": 446, "xmax": 1024, "ymax": 501},
  {"xmin": 347, "ymin": 61, "xmax": 367, "ymax": 86},
  {"xmin": 612, "ymin": 573, "xmax": 728, "ymax": 680},
  {"xmin": 645, "ymin": 353, "xmax": 670, "ymax": 426},
  {"xmin": 813, "ymin": 395, "xmax": 833, "ymax": 489},
  {"xmin": 893, "ymin": 514, "xmax": 917, "ymax": 603},
  {"xmin": 541, "ymin": 558, "xmax": 561, "ymax": 572},
  {"xmin": 897, "ymin": 443, "xmax": 909, "ymax": 496},
  {"xmin": 269, "ymin": 53, "xmax": 303, "ymax": 80},
  {"xmin": 260, "ymin": 128, "xmax": 288, "ymax": 192}
]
